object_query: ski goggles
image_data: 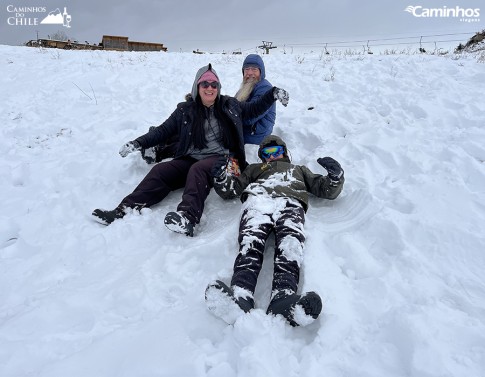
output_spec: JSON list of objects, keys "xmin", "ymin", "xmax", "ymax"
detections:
[
  {"xmin": 199, "ymin": 81, "xmax": 219, "ymax": 89},
  {"xmin": 261, "ymin": 145, "xmax": 285, "ymax": 159}
]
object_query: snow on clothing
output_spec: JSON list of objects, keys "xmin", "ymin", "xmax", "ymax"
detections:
[
  {"xmin": 234, "ymin": 196, "xmax": 306, "ymax": 296},
  {"xmin": 212, "ymin": 135, "xmax": 344, "ymax": 301},
  {"xmin": 116, "ymin": 64, "xmax": 280, "ymax": 225},
  {"xmin": 214, "ymin": 136, "xmax": 344, "ymax": 211},
  {"xmin": 241, "ymin": 54, "xmax": 276, "ymax": 145}
]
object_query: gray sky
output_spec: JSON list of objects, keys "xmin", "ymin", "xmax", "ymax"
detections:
[{"xmin": 1, "ymin": 0, "xmax": 483, "ymax": 53}]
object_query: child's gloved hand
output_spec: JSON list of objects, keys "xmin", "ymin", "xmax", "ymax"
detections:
[{"xmin": 317, "ymin": 157, "xmax": 344, "ymax": 181}]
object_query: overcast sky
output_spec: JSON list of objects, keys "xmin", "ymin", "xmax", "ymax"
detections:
[{"xmin": 1, "ymin": 0, "xmax": 483, "ymax": 53}]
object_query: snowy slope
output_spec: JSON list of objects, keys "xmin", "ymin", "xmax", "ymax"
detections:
[{"xmin": 1, "ymin": 45, "xmax": 485, "ymax": 377}]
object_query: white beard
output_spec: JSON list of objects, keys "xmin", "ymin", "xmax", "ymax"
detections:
[{"xmin": 235, "ymin": 78, "xmax": 258, "ymax": 102}]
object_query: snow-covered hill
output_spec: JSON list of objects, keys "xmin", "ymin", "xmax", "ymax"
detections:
[{"xmin": 1, "ymin": 45, "xmax": 485, "ymax": 377}]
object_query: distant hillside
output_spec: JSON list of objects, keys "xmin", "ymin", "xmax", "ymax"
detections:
[{"xmin": 456, "ymin": 29, "xmax": 485, "ymax": 53}]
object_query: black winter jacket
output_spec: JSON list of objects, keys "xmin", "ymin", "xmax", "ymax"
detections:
[{"xmin": 134, "ymin": 88, "xmax": 277, "ymax": 170}]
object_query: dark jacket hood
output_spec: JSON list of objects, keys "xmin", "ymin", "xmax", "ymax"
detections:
[
  {"xmin": 258, "ymin": 134, "xmax": 290, "ymax": 162},
  {"xmin": 242, "ymin": 54, "xmax": 266, "ymax": 80},
  {"xmin": 191, "ymin": 63, "xmax": 221, "ymax": 101}
]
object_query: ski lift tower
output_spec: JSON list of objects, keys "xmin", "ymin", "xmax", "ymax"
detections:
[{"xmin": 258, "ymin": 41, "xmax": 277, "ymax": 54}]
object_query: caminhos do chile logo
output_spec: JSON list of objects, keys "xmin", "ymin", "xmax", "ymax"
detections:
[
  {"xmin": 41, "ymin": 7, "xmax": 71, "ymax": 28},
  {"xmin": 6, "ymin": 5, "xmax": 71, "ymax": 27},
  {"xmin": 405, "ymin": 5, "xmax": 480, "ymax": 22}
]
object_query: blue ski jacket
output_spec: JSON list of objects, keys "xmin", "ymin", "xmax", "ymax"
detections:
[{"xmin": 241, "ymin": 54, "xmax": 276, "ymax": 145}]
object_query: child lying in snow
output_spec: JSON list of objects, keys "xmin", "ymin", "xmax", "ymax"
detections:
[{"xmin": 205, "ymin": 135, "xmax": 345, "ymax": 327}]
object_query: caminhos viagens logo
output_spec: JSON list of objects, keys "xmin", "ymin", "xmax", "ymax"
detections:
[{"xmin": 404, "ymin": 5, "xmax": 480, "ymax": 22}]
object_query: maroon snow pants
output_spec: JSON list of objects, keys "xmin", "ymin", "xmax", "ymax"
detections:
[{"xmin": 119, "ymin": 155, "xmax": 219, "ymax": 224}]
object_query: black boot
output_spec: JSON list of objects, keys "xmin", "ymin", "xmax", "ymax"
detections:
[
  {"xmin": 205, "ymin": 280, "xmax": 254, "ymax": 324},
  {"xmin": 164, "ymin": 211, "xmax": 195, "ymax": 237},
  {"xmin": 92, "ymin": 207, "xmax": 126, "ymax": 225},
  {"xmin": 267, "ymin": 291, "xmax": 322, "ymax": 327}
]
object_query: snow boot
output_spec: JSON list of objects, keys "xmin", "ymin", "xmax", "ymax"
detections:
[
  {"xmin": 267, "ymin": 291, "xmax": 322, "ymax": 327},
  {"xmin": 205, "ymin": 280, "xmax": 254, "ymax": 325},
  {"xmin": 164, "ymin": 211, "xmax": 195, "ymax": 237},
  {"xmin": 92, "ymin": 207, "xmax": 125, "ymax": 225}
]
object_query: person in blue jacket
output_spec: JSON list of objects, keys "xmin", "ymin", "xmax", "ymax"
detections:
[{"xmin": 235, "ymin": 54, "xmax": 276, "ymax": 145}]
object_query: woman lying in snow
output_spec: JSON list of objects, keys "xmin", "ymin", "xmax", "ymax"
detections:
[{"xmin": 205, "ymin": 135, "xmax": 345, "ymax": 327}]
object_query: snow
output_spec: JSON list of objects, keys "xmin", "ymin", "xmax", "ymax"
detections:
[{"xmin": 1, "ymin": 45, "xmax": 485, "ymax": 377}]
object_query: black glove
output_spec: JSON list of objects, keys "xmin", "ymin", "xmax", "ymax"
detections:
[
  {"xmin": 141, "ymin": 126, "xmax": 157, "ymax": 164},
  {"xmin": 119, "ymin": 140, "xmax": 141, "ymax": 157},
  {"xmin": 141, "ymin": 146, "xmax": 157, "ymax": 164},
  {"xmin": 273, "ymin": 87, "xmax": 289, "ymax": 107},
  {"xmin": 317, "ymin": 157, "xmax": 344, "ymax": 181},
  {"xmin": 211, "ymin": 156, "xmax": 228, "ymax": 181}
]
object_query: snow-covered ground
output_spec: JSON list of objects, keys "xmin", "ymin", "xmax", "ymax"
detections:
[{"xmin": 1, "ymin": 45, "xmax": 485, "ymax": 377}]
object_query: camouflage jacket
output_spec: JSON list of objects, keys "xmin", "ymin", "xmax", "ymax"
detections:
[{"xmin": 214, "ymin": 157, "xmax": 344, "ymax": 212}]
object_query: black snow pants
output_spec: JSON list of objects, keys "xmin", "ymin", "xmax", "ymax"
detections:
[
  {"xmin": 119, "ymin": 155, "xmax": 219, "ymax": 224},
  {"xmin": 231, "ymin": 198, "xmax": 306, "ymax": 297}
]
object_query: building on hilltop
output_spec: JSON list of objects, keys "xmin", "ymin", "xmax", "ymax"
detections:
[
  {"xmin": 100, "ymin": 35, "xmax": 167, "ymax": 52},
  {"xmin": 25, "ymin": 35, "xmax": 167, "ymax": 52}
]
